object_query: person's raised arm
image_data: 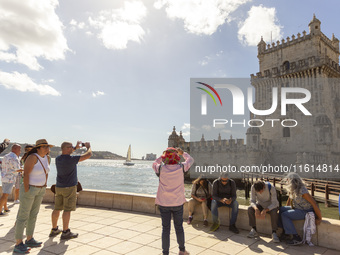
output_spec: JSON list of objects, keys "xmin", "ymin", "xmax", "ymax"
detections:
[
  {"xmin": 177, "ymin": 148, "xmax": 194, "ymax": 172},
  {"xmin": 79, "ymin": 142, "xmax": 92, "ymax": 162},
  {"xmin": 0, "ymin": 138, "xmax": 10, "ymax": 154}
]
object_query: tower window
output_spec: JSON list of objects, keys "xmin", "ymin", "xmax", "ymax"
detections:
[
  {"xmin": 315, "ymin": 26, "xmax": 318, "ymax": 29},
  {"xmin": 283, "ymin": 127, "xmax": 290, "ymax": 137},
  {"xmin": 283, "ymin": 61, "xmax": 290, "ymax": 71}
]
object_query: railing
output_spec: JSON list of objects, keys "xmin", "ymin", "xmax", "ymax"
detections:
[{"xmin": 242, "ymin": 173, "xmax": 340, "ymax": 207}]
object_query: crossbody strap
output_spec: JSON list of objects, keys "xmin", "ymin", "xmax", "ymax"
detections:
[{"xmin": 35, "ymin": 155, "xmax": 48, "ymax": 187}]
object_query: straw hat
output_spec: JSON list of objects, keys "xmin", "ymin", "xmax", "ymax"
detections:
[{"xmin": 33, "ymin": 139, "xmax": 54, "ymax": 148}]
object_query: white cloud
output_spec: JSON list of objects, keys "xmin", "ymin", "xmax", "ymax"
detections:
[
  {"xmin": 0, "ymin": 0, "xmax": 69, "ymax": 70},
  {"xmin": 0, "ymin": 71, "xmax": 60, "ymax": 96},
  {"xmin": 70, "ymin": 19, "xmax": 86, "ymax": 30},
  {"xmin": 92, "ymin": 91, "xmax": 105, "ymax": 97},
  {"xmin": 88, "ymin": 1, "xmax": 147, "ymax": 50},
  {"xmin": 154, "ymin": 0, "xmax": 251, "ymax": 35},
  {"xmin": 181, "ymin": 123, "xmax": 190, "ymax": 130},
  {"xmin": 199, "ymin": 50, "xmax": 224, "ymax": 66},
  {"xmin": 238, "ymin": 5, "xmax": 283, "ymax": 46},
  {"xmin": 181, "ymin": 123, "xmax": 190, "ymax": 137}
]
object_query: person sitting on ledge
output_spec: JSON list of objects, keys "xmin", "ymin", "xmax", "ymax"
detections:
[
  {"xmin": 187, "ymin": 177, "xmax": 212, "ymax": 226},
  {"xmin": 210, "ymin": 172, "xmax": 239, "ymax": 233},
  {"xmin": 279, "ymin": 173, "xmax": 322, "ymax": 245},
  {"xmin": 247, "ymin": 180, "xmax": 280, "ymax": 242}
]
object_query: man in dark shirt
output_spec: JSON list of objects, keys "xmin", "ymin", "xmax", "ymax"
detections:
[
  {"xmin": 210, "ymin": 172, "xmax": 239, "ymax": 234},
  {"xmin": 49, "ymin": 141, "xmax": 92, "ymax": 240}
]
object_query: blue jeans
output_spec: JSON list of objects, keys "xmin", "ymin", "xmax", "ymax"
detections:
[
  {"xmin": 279, "ymin": 206, "xmax": 313, "ymax": 235},
  {"xmin": 159, "ymin": 205, "xmax": 185, "ymax": 255},
  {"xmin": 211, "ymin": 199, "xmax": 239, "ymax": 225}
]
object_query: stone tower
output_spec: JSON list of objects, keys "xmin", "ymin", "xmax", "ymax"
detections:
[{"xmin": 251, "ymin": 14, "xmax": 340, "ymax": 169}]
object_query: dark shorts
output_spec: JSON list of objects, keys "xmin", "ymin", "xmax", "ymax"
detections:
[{"xmin": 54, "ymin": 185, "xmax": 77, "ymax": 211}]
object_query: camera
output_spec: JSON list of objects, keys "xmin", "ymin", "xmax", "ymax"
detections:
[{"xmin": 81, "ymin": 142, "xmax": 86, "ymax": 147}]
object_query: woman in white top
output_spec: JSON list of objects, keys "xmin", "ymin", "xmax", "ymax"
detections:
[{"xmin": 14, "ymin": 139, "xmax": 53, "ymax": 254}]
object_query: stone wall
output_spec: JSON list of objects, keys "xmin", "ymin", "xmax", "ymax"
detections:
[{"xmin": 2, "ymin": 186, "xmax": 339, "ymax": 250}]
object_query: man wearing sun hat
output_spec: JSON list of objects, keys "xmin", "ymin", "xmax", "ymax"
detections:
[{"xmin": 153, "ymin": 147, "xmax": 194, "ymax": 255}]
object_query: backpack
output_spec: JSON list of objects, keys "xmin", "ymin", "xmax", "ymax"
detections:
[
  {"xmin": 267, "ymin": 182, "xmax": 272, "ymax": 193},
  {"xmin": 156, "ymin": 163, "xmax": 185, "ymax": 177},
  {"xmin": 194, "ymin": 181, "xmax": 212, "ymax": 210}
]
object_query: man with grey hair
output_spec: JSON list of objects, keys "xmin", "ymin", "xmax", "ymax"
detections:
[
  {"xmin": 210, "ymin": 172, "xmax": 239, "ymax": 233},
  {"xmin": 0, "ymin": 144, "xmax": 22, "ymax": 215}
]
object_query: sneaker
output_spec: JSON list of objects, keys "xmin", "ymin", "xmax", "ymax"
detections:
[
  {"xmin": 247, "ymin": 228, "xmax": 259, "ymax": 238},
  {"xmin": 187, "ymin": 216, "xmax": 193, "ymax": 225},
  {"xmin": 61, "ymin": 229, "xmax": 78, "ymax": 240},
  {"xmin": 14, "ymin": 199, "xmax": 20, "ymax": 204},
  {"xmin": 178, "ymin": 251, "xmax": 190, "ymax": 255},
  {"xmin": 209, "ymin": 222, "xmax": 220, "ymax": 232},
  {"xmin": 14, "ymin": 242, "xmax": 31, "ymax": 253},
  {"xmin": 4, "ymin": 209, "xmax": 10, "ymax": 213},
  {"xmin": 49, "ymin": 227, "xmax": 62, "ymax": 237},
  {"xmin": 229, "ymin": 224, "xmax": 239, "ymax": 234},
  {"xmin": 25, "ymin": 238, "xmax": 42, "ymax": 247},
  {"xmin": 203, "ymin": 220, "xmax": 208, "ymax": 226},
  {"xmin": 287, "ymin": 235, "xmax": 303, "ymax": 246},
  {"xmin": 272, "ymin": 232, "xmax": 280, "ymax": 243}
]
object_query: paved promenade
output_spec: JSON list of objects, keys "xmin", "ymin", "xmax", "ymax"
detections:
[{"xmin": 0, "ymin": 203, "xmax": 339, "ymax": 255}]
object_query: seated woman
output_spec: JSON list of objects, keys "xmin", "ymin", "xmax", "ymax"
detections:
[
  {"xmin": 279, "ymin": 173, "xmax": 322, "ymax": 245},
  {"xmin": 187, "ymin": 177, "xmax": 212, "ymax": 226}
]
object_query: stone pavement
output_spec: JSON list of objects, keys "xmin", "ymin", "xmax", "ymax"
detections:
[{"xmin": 0, "ymin": 203, "xmax": 339, "ymax": 255}]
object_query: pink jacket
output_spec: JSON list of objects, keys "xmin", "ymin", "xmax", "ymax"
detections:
[{"xmin": 153, "ymin": 152, "xmax": 194, "ymax": 206}]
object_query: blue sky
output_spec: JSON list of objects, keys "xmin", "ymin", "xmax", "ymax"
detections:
[{"xmin": 0, "ymin": 0, "xmax": 339, "ymax": 158}]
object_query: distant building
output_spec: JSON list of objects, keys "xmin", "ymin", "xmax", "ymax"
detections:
[
  {"xmin": 169, "ymin": 15, "xmax": 340, "ymax": 180},
  {"xmin": 145, "ymin": 153, "xmax": 157, "ymax": 161}
]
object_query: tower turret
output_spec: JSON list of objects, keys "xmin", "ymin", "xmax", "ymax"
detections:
[{"xmin": 309, "ymin": 14, "xmax": 321, "ymax": 36}]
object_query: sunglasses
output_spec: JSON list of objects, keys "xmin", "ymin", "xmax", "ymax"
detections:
[{"xmin": 221, "ymin": 179, "xmax": 228, "ymax": 183}]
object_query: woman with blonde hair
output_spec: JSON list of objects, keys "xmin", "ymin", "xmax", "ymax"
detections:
[
  {"xmin": 187, "ymin": 177, "xmax": 212, "ymax": 226},
  {"xmin": 279, "ymin": 173, "xmax": 322, "ymax": 245}
]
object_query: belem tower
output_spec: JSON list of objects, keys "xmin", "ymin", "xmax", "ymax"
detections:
[{"xmin": 168, "ymin": 15, "xmax": 340, "ymax": 180}]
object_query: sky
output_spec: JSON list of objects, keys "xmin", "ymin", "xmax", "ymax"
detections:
[{"xmin": 0, "ymin": 0, "xmax": 339, "ymax": 159}]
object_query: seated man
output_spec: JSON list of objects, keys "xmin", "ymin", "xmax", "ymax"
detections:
[
  {"xmin": 247, "ymin": 180, "xmax": 280, "ymax": 242},
  {"xmin": 210, "ymin": 173, "xmax": 239, "ymax": 233}
]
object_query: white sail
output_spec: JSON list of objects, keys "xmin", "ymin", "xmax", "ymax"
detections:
[
  {"xmin": 124, "ymin": 145, "xmax": 134, "ymax": 166},
  {"xmin": 126, "ymin": 145, "xmax": 131, "ymax": 162}
]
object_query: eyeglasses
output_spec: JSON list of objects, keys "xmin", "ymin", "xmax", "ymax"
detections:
[{"xmin": 221, "ymin": 179, "xmax": 228, "ymax": 183}]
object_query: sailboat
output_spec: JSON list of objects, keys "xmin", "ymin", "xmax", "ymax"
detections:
[{"xmin": 123, "ymin": 144, "xmax": 135, "ymax": 166}]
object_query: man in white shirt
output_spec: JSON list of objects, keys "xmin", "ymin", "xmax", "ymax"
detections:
[{"xmin": 0, "ymin": 144, "xmax": 22, "ymax": 215}]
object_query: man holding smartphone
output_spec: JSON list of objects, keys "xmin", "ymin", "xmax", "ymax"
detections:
[
  {"xmin": 49, "ymin": 141, "xmax": 92, "ymax": 240},
  {"xmin": 210, "ymin": 172, "xmax": 239, "ymax": 233}
]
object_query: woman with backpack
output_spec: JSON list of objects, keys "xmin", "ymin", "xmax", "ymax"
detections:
[{"xmin": 187, "ymin": 177, "xmax": 212, "ymax": 226}]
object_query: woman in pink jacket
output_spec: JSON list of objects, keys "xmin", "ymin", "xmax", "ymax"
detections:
[{"xmin": 153, "ymin": 147, "xmax": 194, "ymax": 255}]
